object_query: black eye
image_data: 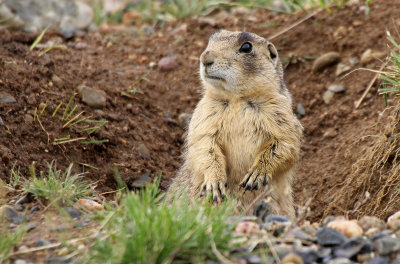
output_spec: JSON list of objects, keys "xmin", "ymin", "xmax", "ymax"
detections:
[{"xmin": 239, "ymin": 42, "xmax": 252, "ymax": 53}]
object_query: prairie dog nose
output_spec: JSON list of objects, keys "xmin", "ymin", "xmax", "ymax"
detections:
[{"xmin": 201, "ymin": 50, "xmax": 215, "ymax": 67}]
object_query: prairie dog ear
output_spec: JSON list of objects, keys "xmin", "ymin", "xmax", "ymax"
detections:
[{"xmin": 267, "ymin": 43, "xmax": 278, "ymax": 66}]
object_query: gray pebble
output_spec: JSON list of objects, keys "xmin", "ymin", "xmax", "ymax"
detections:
[
  {"xmin": 0, "ymin": 205, "xmax": 25, "ymax": 224},
  {"xmin": 297, "ymin": 104, "xmax": 305, "ymax": 118},
  {"xmin": 131, "ymin": 173, "xmax": 152, "ymax": 188},
  {"xmin": 158, "ymin": 56, "xmax": 178, "ymax": 71},
  {"xmin": 328, "ymin": 84, "xmax": 346, "ymax": 93},
  {"xmin": 369, "ymin": 256, "xmax": 390, "ymax": 264},
  {"xmin": 0, "ymin": 92, "xmax": 16, "ymax": 104},
  {"xmin": 63, "ymin": 207, "xmax": 81, "ymax": 219},
  {"xmin": 35, "ymin": 238, "xmax": 52, "ymax": 247},
  {"xmin": 323, "ymin": 90, "xmax": 335, "ymax": 104},
  {"xmin": 316, "ymin": 227, "xmax": 347, "ymax": 247},
  {"xmin": 77, "ymin": 84, "xmax": 106, "ymax": 109},
  {"xmin": 374, "ymin": 237, "xmax": 400, "ymax": 255}
]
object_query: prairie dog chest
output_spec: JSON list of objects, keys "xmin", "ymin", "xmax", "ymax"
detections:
[{"xmin": 217, "ymin": 99, "xmax": 267, "ymax": 176}]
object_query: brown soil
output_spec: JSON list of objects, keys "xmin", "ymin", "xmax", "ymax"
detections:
[{"xmin": 1, "ymin": 0, "xmax": 399, "ymax": 223}]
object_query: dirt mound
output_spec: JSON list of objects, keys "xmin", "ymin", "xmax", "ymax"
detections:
[{"xmin": 1, "ymin": 0, "xmax": 399, "ymax": 220}]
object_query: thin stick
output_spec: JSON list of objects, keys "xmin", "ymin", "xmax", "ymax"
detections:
[
  {"xmin": 52, "ymin": 137, "xmax": 86, "ymax": 145},
  {"xmin": 269, "ymin": 9, "xmax": 322, "ymax": 40},
  {"xmin": 354, "ymin": 61, "xmax": 388, "ymax": 109},
  {"xmin": 265, "ymin": 233, "xmax": 281, "ymax": 264},
  {"xmin": 63, "ymin": 111, "xmax": 84, "ymax": 128},
  {"xmin": 211, "ymin": 238, "xmax": 235, "ymax": 264},
  {"xmin": 37, "ymin": 115, "xmax": 50, "ymax": 144}
]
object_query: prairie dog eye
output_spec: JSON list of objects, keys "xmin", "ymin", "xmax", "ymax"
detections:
[{"xmin": 239, "ymin": 42, "xmax": 252, "ymax": 53}]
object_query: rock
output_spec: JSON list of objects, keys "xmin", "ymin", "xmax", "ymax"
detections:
[
  {"xmin": 312, "ymin": 52, "xmax": 340, "ymax": 73},
  {"xmin": 54, "ymin": 225, "xmax": 69, "ymax": 232},
  {"xmin": 243, "ymin": 254, "xmax": 262, "ymax": 264},
  {"xmin": 253, "ymin": 200, "xmax": 271, "ymax": 222},
  {"xmin": 265, "ymin": 215, "xmax": 290, "ymax": 223},
  {"xmin": 24, "ymin": 114, "xmax": 34, "ymax": 124},
  {"xmin": 360, "ymin": 49, "xmax": 373, "ymax": 64},
  {"xmin": 0, "ymin": 92, "xmax": 16, "ymax": 104},
  {"xmin": 323, "ymin": 128, "xmax": 338, "ymax": 138},
  {"xmin": 358, "ymin": 216, "xmax": 386, "ymax": 232},
  {"xmin": 371, "ymin": 230, "xmax": 393, "ymax": 241},
  {"xmin": 35, "ymin": 238, "xmax": 51, "ymax": 247},
  {"xmin": 328, "ymin": 258, "xmax": 354, "ymax": 264},
  {"xmin": 197, "ymin": 17, "xmax": 217, "ymax": 27},
  {"xmin": 234, "ymin": 221, "xmax": 260, "ymax": 236},
  {"xmin": 284, "ymin": 228, "xmax": 310, "ymax": 240},
  {"xmin": 327, "ymin": 219, "xmax": 364, "ymax": 238},
  {"xmin": 63, "ymin": 207, "xmax": 81, "ymax": 219},
  {"xmin": 30, "ymin": 205, "xmax": 40, "ymax": 212},
  {"xmin": 316, "ymin": 227, "xmax": 347, "ymax": 247},
  {"xmin": 178, "ymin": 113, "xmax": 192, "ymax": 127},
  {"xmin": 158, "ymin": 56, "xmax": 178, "ymax": 71},
  {"xmin": 0, "ymin": 205, "xmax": 25, "ymax": 224},
  {"xmin": 131, "ymin": 173, "xmax": 152, "ymax": 188},
  {"xmin": 75, "ymin": 218, "xmax": 90, "ymax": 228},
  {"xmin": 297, "ymin": 104, "xmax": 305, "ymax": 118},
  {"xmin": 349, "ymin": 57, "xmax": 359, "ymax": 67},
  {"xmin": 45, "ymin": 256, "xmax": 73, "ymax": 263},
  {"xmin": 365, "ymin": 227, "xmax": 380, "ymax": 237},
  {"xmin": 374, "ymin": 237, "xmax": 400, "ymax": 255},
  {"xmin": 328, "ymin": 84, "xmax": 346, "ymax": 93},
  {"xmin": 51, "ymin": 74, "xmax": 63, "ymax": 87},
  {"xmin": 25, "ymin": 222, "xmax": 36, "ymax": 232},
  {"xmin": 78, "ymin": 85, "xmax": 106, "ymax": 108},
  {"xmin": 369, "ymin": 256, "xmax": 390, "ymax": 264},
  {"xmin": 387, "ymin": 211, "xmax": 400, "ymax": 230},
  {"xmin": 323, "ymin": 90, "xmax": 335, "ymax": 104},
  {"xmin": 333, "ymin": 237, "xmax": 373, "ymax": 259},
  {"xmin": 136, "ymin": 144, "xmax": 150, "ymax": 160},
  {"xmin": 15, "ymin": 194, "xmax": 33, "ymax": 207},
  {"xmin": 335, "ymin": 63, "xmax": 351, "ymax": 77},
  {"xmin": 75, "ymin": 199, "xmax": 104, "ymax": 212},
  {"xmin": 60, "ymin": 1, "xmax": 93, "ymax": 31},
  {"xmin": 281, "ymin": 252, "xmax": 304, "ymax": 264},
  {"xmin": 14, "ymin": 260, "xmax": 27, "ymax": 264}
]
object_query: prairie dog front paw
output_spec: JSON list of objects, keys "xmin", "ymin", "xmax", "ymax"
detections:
[{"xmin": 200, "ymin": 177, "xmax": 227, "ymax": 202}]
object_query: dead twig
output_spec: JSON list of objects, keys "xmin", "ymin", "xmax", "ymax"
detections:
[
  {"xmin": 37, "ymin": 115, "xmax": 50, "ymax": 144},
  {"xmin": 269, "ymin": 9, "xmax": 322, "ymax": 40},
  {"xmin": 355, "ymin": 61, "xmax": 388, "ymax": 109},
  {"xmin": 211, "ymin": 237, "xmax": 235, "ymax": 264}
]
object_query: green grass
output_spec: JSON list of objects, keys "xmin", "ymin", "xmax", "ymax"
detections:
[
  {"xmin": 379, "ymin": 31, "xmax": 400, "ymax": 104},
  {"xmin": 84, "ymin": 180, "xmax": 240, "ymax": 264},
  {"xmin": 23, "ymin": 161, "xmax": 95, "ymax": 206},
  {"xmin": 0, "ymin": 223, "xmax": 27, "ymax": 263}
]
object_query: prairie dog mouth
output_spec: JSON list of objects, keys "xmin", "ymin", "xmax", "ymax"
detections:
[{"xmin": 206, "ymin": 75, "xmax": 225, "ymax": 81}]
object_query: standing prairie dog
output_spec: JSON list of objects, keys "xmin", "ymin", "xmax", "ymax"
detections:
[{"xmin": 168, "ymin": 30, "xmax": 303, "ymax": 218}]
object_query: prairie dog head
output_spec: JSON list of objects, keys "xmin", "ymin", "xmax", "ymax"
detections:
[{"xmin": 199, "ymin": 30, "xmax": 284, "ymax": 95}]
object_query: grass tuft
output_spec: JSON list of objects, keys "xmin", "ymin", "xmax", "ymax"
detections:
[
  {"xmin": 84, "ymin": 180, "xmax": 239, "ymax": 264},
  {"xmin": 0, "ymin": 223, "xmax": 27, "ymax": 263},
  {"xmin": 23, "ymin": 161, "xmax": 94, "ymax": 206}
]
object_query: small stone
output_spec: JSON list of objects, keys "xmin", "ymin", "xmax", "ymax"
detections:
[
  {"xmin": 284, "ymin": 228, "xmax": 310, "ymax": 240},
  {"xmin": 18, "ymin": 245, "xmax": 28, "ymax": 252},
  {"xmin": 327, "ymin": 219, "xmax": 364, "ymax": 238},
  {"xmin": 51, "ymin": 74, "xmax": 63, "ymax": 87},
  {"xmin": 349, "ymin": 57, "xmax": 359, "ymax": 67},
  {"xmin": 253, "ymin": 200, "xmax": 271, "ymax": 222},
  {"xmin": 281, "ymin": 252, "xmax": 304, "ymax": 264},
  {"xmin": 136, "ymin": 143, "xmax": 150, "ymax": 160},
  {"xmin": 77, "ymin": 85, "xmax": 106, "ymax": 108},
  {"xmin": 0, "ymin": 92, "xmax": 16, "ymax": 104},
  {"xmin": 243, "ymin": 254, "xmax": 262, "ymax": 264},
  {"xmin": 15, "ymin": 194, "xmax": 32, "ymax": 207},
  {"xmin": 374, "ymin": 237, "xmax": 400, "ymax": 255},
  {"xmin": 328, "ymin": 84, "xmax": 346, "ymax": 93},
  {"xmin": 25, "ymin": 222, "xmax": 36, "ymax": 232},
  {"xmin": 323, "ymin": 216, "xmax": 337, "ymax": 226},
  {"xmin": 297, "ymin": 104, "xmax": 305, "ymax": 118},
  {"xmin": 75, "ymin": 218, "xmax": 90, "ymax": 228},
  {"xmin": 178, "ymin": 113, "xmax": 192, "ymax": 127},
  {"xmin": 335, "ymin": 63, "xmax": 351, "ymax": 77},
  {"xmin": 54, "ymin": 225, "xmax": 69, "ymax": 232},
  {"xmin": 131, "ymin": 173, "xmax": 152, "ymax": 188},
  {"xmin": 387, "ymin": 211, "xmax": 400, "ymax": 230},
  {"xmin": 14, "ymin": 260, "xmax": 27, "ymax": 264},
  {"xmin": 234, "ymin": 221, "xmax": 260, "ymax": 236},
  {"xmin": 323, "ymin": 90, "xmax": 335, "ymax": 104},
  {"xmin": 312, "ymin": 52, "xmax": 340, "ymax": 72},
  {"xmin": 361, "ymin": 49, "xmax": 373, "ymax": 65},
  {"xmin": 75, "ymin": 199, "xmax": 104, "ymax": 212},
  {"xmin": 45, "ymin": 256, "xmax": 73, "ymax": 263},
  {"xmin": 368, "ymin": 256, "xmax": 390, "ymax": 264},
  {"xmin": 35, "ymin": 238, "xmax": 51, "ymax": 247},
  {"xmin": 158, "ymin": 56, "xmax": 178, "ymax": 71},
  {"xmin": 334, "ymin": 237, "xmax": 373, "ymax": 259},
  {"xmin": 63, "ymin": 207, "xmax": 81, "ymax": 219},
  {"xmin": 0, "ymin": 205, "xmax": 25, "ymax": 224},
  {"xmin": 328, "ymin": 258, "xmax": 353, "ymax": 264},
  {"xmin": 365, "ymin": 227, "xmax": 380, "ymax": 237},
  {"xmin": 371, "ymin": 230, "xmax": 393, "ymax": 241},
  {"xmin": 265, "ymin": 215, "xmax": 290, "ymax": 223},
  {"xmin": 197, "ymin": 17, "xmax": 217, "ymax": 27},
  {"xmin": 358, "ymin": 216, "xmax": 386, "ymax": 232},
  {"xmin": 30, "ymin": 205, "xmax": 40, "ymax": 212},
  {"xmin": 24, "ymin": 114, "xmax": 33, "ymax": 124},
  {"xmin": 317, "ymin": 227, "xmax": 347, "ymax": 246}
]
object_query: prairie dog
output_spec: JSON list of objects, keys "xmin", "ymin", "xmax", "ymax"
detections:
[{"xmin": 168, "ymin": 30, "xmax": 302, "ymax": 217}]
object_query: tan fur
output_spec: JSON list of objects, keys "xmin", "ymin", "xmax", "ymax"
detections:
[{"xmin": 168, "ymin": 30, "xmax": 303, "ymax": 218}]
